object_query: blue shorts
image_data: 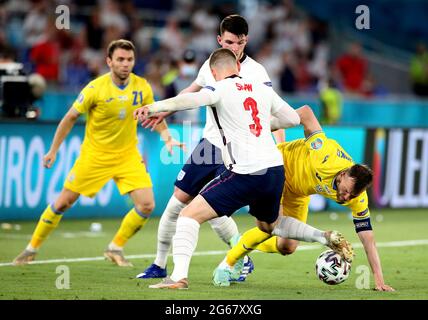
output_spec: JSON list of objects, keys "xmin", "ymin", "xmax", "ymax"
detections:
[
  {"xmin": 200, "ymin": 166, "xmax": 285, "ymax": 224},
  {"xmin": 174, "ymin": 139, "xmax": 226, "ymax": 197}
]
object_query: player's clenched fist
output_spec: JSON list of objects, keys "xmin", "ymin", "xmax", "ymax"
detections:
[{"xmin": 43, "ymin": 151, "xmax": 57, "ymax": 168}]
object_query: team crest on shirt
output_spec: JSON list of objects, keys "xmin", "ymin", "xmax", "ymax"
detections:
[
  {"xmin": 177, "ymin": 170, "xmax": 186, "ymax": 181},
  {"xmin": 311, "ymin": 138, "xmax": 323, "ymax": 150},
  {"xmin": 118, "ymin": 108, "xmax": 126, "ymax": 120}
]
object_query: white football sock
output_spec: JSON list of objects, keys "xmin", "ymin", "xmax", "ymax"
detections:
[
  {"xmin": 272, "ymin": 216, "xmax": 327, "ymax": 245},
  {"xmin": 170, "ymin": 216, "xmax": 200, "ymax": 282},
  {"xmin": 208, "ymin": 215, "xmax": 239, "ymax": 245},
  {"xmin": 154, "ymin": 195, "xmax": 187, "ymax": 268}
]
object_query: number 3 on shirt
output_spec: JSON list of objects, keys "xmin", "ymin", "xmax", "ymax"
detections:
[{"xmin": 243, "ymin": 97, "xmax": 262, "ymax": 137}]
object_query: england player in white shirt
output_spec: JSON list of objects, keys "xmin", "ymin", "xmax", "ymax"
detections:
[
  {"xmin": 136, "ymin": 14, "xmax": 278, "ymax": 280},
  {"xmin": 135, "ymin": 48, "xmax": 353, "ymax": 289}
]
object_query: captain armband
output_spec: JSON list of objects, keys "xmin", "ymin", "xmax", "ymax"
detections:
[{"xmin": 353, "ymin": 217, "xmax": 372, "ymax": 233}]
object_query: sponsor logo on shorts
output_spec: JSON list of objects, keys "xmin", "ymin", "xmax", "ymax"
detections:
[
  {"xmin": 355, "ymin": 221, "xmax": 369, "ymax": 228},
  {"xmin": 311, "ymin": 138, "xmax": 323, "ymax": 150},
  {"xmin": 177, "ymin": 170, "xmax": 186, "ymax": 181}
]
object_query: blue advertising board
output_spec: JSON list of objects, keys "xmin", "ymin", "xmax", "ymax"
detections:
[{"xmin": 0, "ymin": 122, "xmax": 365, "ymax": 220}]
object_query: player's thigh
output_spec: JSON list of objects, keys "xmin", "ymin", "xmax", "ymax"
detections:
[
  {"xmin": 114, "ymin": 149, "xmax": 153, "ymax": 195},
  {"xmin": 248, "ymin": 166, "xmax": 285, "ymax": 224},
  {"xmin": 173, "ymin": 186, "xmax": 193, "ymax": 204},
  {"xmin": 281, "ymin": 189, "xmax": 310, "ymax": 222},
  {"xmin": 278, "ymin": 190, "xmax": 310, "ymax": 254},
  {"xmin": 64, "ymin": 151, "xmax": 113, "ymax": 198},
  {"xmin": 129, "ymin": 187, "xmax": 155, "ymax": 214},
  {"xmin": 180, "ymin": 195, "xmax": 218, "ymax": 224},
  {"xmin": 198, "ymin": 169, "xmax": 249, "ymax": 219}
]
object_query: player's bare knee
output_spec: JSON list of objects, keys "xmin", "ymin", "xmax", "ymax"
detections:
[
  {"xmin": 135, "ymin": 201, "xmax": 155, "ymax": 214},
  {"xmin": 256, "ymin": 220, "xmax": 274, "ymax": 234},
  {"xmin": 277, "ymin": 239, "xmax": 298, "ymax": 256},
  {"xmin": 278, "ymin": 245, "xmax": 297, "ymax": 256},
  {"xmin": 54, "ymin": 200, "xmax": 72, "ymax": 212}
]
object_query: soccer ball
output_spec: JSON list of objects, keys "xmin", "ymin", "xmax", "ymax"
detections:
[{"xmin": 315, "ymin": 249, "xmax": 351, "ymax": 285}]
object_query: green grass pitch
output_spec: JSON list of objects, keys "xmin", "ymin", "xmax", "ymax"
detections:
[{"xmin": 0, "ymin": 209, "xmax": 427, "ymax": 300}]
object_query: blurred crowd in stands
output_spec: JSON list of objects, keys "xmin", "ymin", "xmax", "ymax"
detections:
[{"xmin": 0, "ymin": 0, "xmax": 427, "ymax": 122}]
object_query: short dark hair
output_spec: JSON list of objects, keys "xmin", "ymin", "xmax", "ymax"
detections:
[
  {"xmin": 219, "ymin": 14, "xmax": 248, "ymax": 36},
  {"xmin": 209, "ymin": 48, "xmax": 237, "ymax": 69},
  {"xmin": 107, "ymin": 39, "xmax": 136, "ymax": 59},
  {"xmin": 348, "ymin": 164, "xmax": 373, "ymax": 196}
]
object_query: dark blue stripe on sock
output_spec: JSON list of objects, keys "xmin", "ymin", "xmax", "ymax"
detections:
[
  {"xmin": 134, "ymin": 207, "xmax": 150, "ymax": 219},
  {"xmin": 50, "ymin": 203, "xmax": 64, "ymax": 215}
]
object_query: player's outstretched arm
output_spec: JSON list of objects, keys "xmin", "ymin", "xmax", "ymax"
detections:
[
  {"xmin": 270, "ymin": 105, "xmax": 300, "ymax": 130},
  {"xmin": 43, "ymin": 107, "xmax": 80, "ymax": 168},
  {"xmin": 139, "ymin": 81, "xmax": 204, "ymax": 130},
  {"xmin": 295, "ymin": 105, "xmax": 323, "ymax": 138},
  {"xmin": 357, "ymin": 230, "xmax": 395, "ymax": 291},
  {"xmin": 270, "ymin": 91, "xmax": 300, "ymax": 131},
  {"xmin": 139, "ymin": 91, "xmax": 218, "ymax": 118}
]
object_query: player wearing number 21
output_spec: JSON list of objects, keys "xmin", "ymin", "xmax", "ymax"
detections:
[
  {"xmin": 13, "ymin": 39, "xmax": 184, "ymax": 267},
  {"xmin": 134, "ymin": 48, "xmax": 351, "ymax": 289}
]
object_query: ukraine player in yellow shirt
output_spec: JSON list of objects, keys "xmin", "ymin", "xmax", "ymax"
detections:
[
  {"xmin": 13, "ymin": 39, "xmax": 184, "ymax": 267},
  {"xmin": 224, "ymin": 105, "xmax": 395, "ymax": 291}
]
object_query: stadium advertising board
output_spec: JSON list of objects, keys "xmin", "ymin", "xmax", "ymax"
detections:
[
  {"xmin": 366, "ymin": 128, "xmax": 428, "ymax": 208},
  {"xmin": 1, "ymin": 123, "xmax": 367, "ymax": 220}
]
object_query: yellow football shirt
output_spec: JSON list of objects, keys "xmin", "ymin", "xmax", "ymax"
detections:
[
  {"xmin": 72, "ymin": 73, "xmax": 154, "ymax": 153},
  {"xmin": 278, "ymin": 131, "xmax": 370, "ymax": 219}
]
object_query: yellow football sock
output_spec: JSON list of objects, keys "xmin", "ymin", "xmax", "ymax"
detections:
[
  {"xmin": 112, "ymin": 208, "xmax": 149, "ymax": 247},
  {"xmin": 226, "ymin": 227, "xmax": 272, "ymax": 266},
  {"xmin": 254, "ymin": 236, "xmax": 280, "ymax": 253},
  {"xmin": 30, "ymin": 205, "xmax": 63, "ymax": 249}
]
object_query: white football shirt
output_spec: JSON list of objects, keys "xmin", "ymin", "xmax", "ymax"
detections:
[
  {"xmin": 195, "ymin": 55, "xmax": 271, "ymax": 148},
  {"xmin": 202, "ymin": 75, "xmax": 287, "ymax": 174}
]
